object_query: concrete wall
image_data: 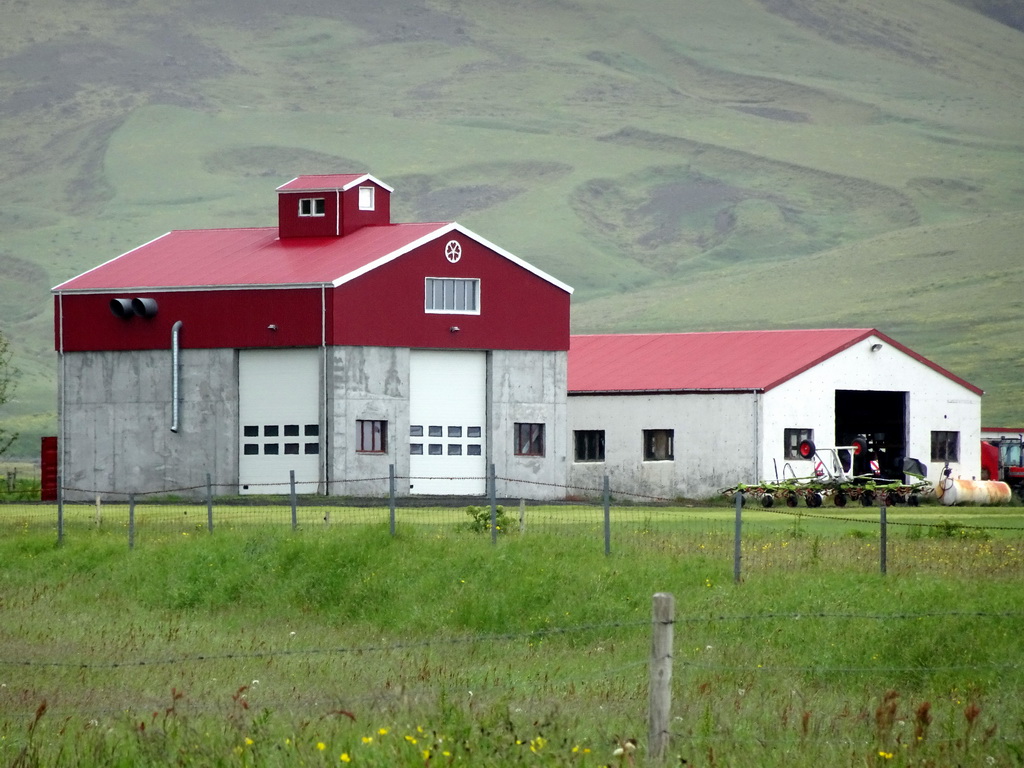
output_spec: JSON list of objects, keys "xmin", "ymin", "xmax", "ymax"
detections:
[
  {"xmin": 567, "ymin": 392, "xmax": 758, "ymax": 499},
  {"xmin": 59, "ymin": 348, "xmax": 238, "ymax": 499},
  {"xmin": 489, "ymin": 349, "xmax": 568, "ymax": 499},
  {"xmin": 328, "ymin": 346, "xmax": 568, "ymax": 499}
]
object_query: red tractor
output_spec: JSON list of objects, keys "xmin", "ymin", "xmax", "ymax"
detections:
[{"xmin": 981, "ymin": 434, "xmax": 1024, "ymax": 499}]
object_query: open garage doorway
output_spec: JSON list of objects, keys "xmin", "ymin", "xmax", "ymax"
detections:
[{"xmin": 835, "ymin": 390, "xmax": 907, "ymax": 477}]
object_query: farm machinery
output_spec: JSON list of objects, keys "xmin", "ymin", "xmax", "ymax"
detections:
[{"xmin": 722, "ymin": 438, "xmax": 932, "ymax": 508}]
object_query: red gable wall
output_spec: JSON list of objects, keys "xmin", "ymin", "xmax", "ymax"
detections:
[{"xmin": 332, "ymin": 233, "xmax": 569, "ymax": 351}]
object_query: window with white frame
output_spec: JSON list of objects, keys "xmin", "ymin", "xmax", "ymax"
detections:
[
  {"xmin": 358, "ymin": 186, "xmax": 375, "ymax": 210},
  {"xmin": 298, "ymin": 197, "xmax": 325, "ymax": 217},
  {"xmin": 425, "ymin": 278, "xmax": 480, "ymax": 314}
]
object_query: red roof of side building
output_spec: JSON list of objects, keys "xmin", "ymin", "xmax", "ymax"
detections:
[
  {"xmin": 276, "ymin": 173, "xmax": 395, "ymax": 192},
  {"xmin": 52, "ymin": 222, "xmax": 573, "ymax": 294},
  {"xmin": 568, "ymin": 329, "xmax": 983, "ymax": 395}
]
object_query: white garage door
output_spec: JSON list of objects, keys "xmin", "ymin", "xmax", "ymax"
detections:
[
  {"xmin": 239, "ymin": 348, "xmax": 321, "ymax": 494},
  {"xmin": 409, "ymin": 350, "xmax": 487, "ymax": 495}
]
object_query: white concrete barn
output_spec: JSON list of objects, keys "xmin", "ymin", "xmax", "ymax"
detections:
[{"xmin": 566, "ymin": 329, "xmax": 983, "ymax": 499}]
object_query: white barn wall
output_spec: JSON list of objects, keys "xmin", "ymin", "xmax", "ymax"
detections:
[
  {"xmin": 568, "ymin": 392, "xmax": 757, "ymax": 499},
  {"xmin": 762, "ymin": 335, "xmax": 981, "ymax": 483}
]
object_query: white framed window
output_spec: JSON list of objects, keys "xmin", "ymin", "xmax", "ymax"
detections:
[
  {"xmin": 425, "ymin": 278, "xmax": 480, "ymax": 314},
  {"xmin": 358, "ymin": 186, "xmax": 375, "ymax": 211},
  {"xmin": 299, "ymin": 197, "xmax": 325, "ymax": 217}
]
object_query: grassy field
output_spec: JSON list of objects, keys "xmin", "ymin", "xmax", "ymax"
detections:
[
  {"xmin": 1, "ymin": 503, "xmax": 1022, "ymax": 766},
  {"xmin": 1, "ymin": 0, "xmax": 1024, "ymax": 455}
]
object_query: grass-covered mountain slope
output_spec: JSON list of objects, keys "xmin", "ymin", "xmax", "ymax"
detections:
[{"xmin": 1, "ymin": 0, "xmax": 1022, "ymax": 456}]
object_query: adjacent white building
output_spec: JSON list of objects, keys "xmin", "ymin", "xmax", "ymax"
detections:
[{"xmin": 566, "ymin": 329, "xmax": 982, "ymax": 499}]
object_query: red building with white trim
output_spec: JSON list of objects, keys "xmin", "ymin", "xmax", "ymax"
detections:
[{"xmin": 54, "ymin": 174, "xmax": 573, "ymax": 497}]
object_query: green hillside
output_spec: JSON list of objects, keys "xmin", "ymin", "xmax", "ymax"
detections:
[{"xmin": 1, "ymin": 0, "xmax": 1022, "ymax": 457}]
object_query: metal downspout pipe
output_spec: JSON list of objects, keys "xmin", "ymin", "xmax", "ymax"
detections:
[{"xmin": 171, "ymin": 321, "xmax": 183, "ymax": 432}]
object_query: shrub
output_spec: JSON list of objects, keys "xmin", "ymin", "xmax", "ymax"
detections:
[{"xmin": 466, "ymin": 505, "xmax": 511, "ymax": 533}]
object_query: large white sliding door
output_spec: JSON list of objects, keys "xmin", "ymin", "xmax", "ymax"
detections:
[
  {"xmin": 409, "ymin": 350, "xmax": 486, "ymax": 495},
  {"xmin": 239, "ymin": 348, "xmax": 321, "ymax": 494}
]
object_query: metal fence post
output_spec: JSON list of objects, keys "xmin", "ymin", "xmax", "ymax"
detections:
[
  {"xmin": 734, "ymin": 491, "xmax": 743, "ymax": 583},
  {"xmin": 206, "ymin": 473, "xmax": 214, "ymax": 534},
  {"xmin": 880, "ymin": 495, "xmax": 888, "ymax": 575},
  {"xmin": 603, "ymin": 474, "xmax": 611, "ymax": 556},
  {"xmin": 389, "ymin": 464, "xmax": 396, "ymax": 537},
  {"xmin": 128, "ymin": 493, "xmax": 136, "ymax": 550},
  {"xmin": 649, "ymin": 592, "xmax": 674, "ymax": 763},
  {"xmin": 289, "ymin": 470, "xmax": 297, "ymax": 531},
  {"xmin": 489, "ymin": 463, "xmax": 498, "ymax": 545},
  {"xmin": 56, "ymin": 473, "xmax": 64, "ymax": 547}
]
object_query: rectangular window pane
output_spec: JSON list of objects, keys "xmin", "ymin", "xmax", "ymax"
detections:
[
  {"xmin": 467, "ymin": 444, "xmax": 481, "ymax": 456},
  {"xmin": 448, "ymin": 426, "xmax": 462, "ymax": 438},
  {"xmin": 243, "ymin": 444, "xmax": 259, "ymax": 455},
  {"xmin": 284, "ymin": 443, "xmax": 299, "ymax": 455},
  {"xmin": 357, "ymin": 420, "xmax": 387, "ymax": 453},
  {"xmin": 514, "ymin": 423, "xmax": 544, "ymax": 457},
  {"xmin": 410, "ymin": 443, "xmax": 423, "ymax": 455},
  {"xmin": 284, "ymin": 424, "xmax": 300, "ymax": 436},
  {"xmin": 304, "ymin": 443, "xmax": 319, "ymax": 455},
  {"xmin": 931, "ymin": 431, "xmax": 959, "ymax": 462},
  {"xmin": 243, "ymin": 425, "xmax": 259, "ymax": 437},
  {"xmin": 428, "ymin": 444, "xmax": 443, "ymax": 455},
  {"xmin": 643, "ymin": 429, "xmax": 674, "ymax": 461},
  {"xmin": 410, "ymin": 425, "xmax": 424, "ymax": 437},
  {"xmin": 425, "ymin": 278, "xmax": 479, "ymax": 313},
  {"xmin": 264, "ymin": 443, "xmax": 279, "ymax": 455},
  {"xmin": 264, "ymin": 425, "xmax": 279, "ymax": 437},
  {"xmin": 305, "ymin": 424, "xmax": 319, "ymax": 437},
  {"xmin": 448, "ymin": 444, "xmax": 462, "ymax": 455},
  {"xmin": 467, "ymin": 426, "xmax": 482, "ymax": 438},
  {"xmin": 428, "ymin": 425, "xmax": 443, "ymax": 437},
  {"xmin": 574, "ymin": 430, "xmax": 605, "ymax": 462}
]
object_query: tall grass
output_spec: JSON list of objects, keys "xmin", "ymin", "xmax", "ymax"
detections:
[{"xmin": 0, "ymin": 522, "xmax": 1021, "ymax": 766}]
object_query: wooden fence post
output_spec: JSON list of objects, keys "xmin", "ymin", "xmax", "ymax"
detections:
[{"xmin": 649, "ymin": 592, "xmax": 674, "ymax": 763}]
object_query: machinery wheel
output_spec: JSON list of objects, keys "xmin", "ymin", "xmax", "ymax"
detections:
[
  {"xmin": 907, "ymin": 494, "xmax": 920, "ymax": 507},
  {"xmin": 860, "ymin": 491, "xmax": 875, "ymax": 507},
  {"xmin": 786, "ymin": 493, "xmax": 799, "ymax": 507},
  {"xmin": 806, "ymin": 492, "xmax": 823, "ymax": 508},
  {"xmin": 761, "ymin": 493, "xmax": 774, "ymax": 508},
  {"xmin": 833, "ymin": 492, "xmax": 847, "ymax": 507}
]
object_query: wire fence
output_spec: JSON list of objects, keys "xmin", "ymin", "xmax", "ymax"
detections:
[{"xmin": 2, "ymin": 468, "xmax": 1023, "ymax": 579}]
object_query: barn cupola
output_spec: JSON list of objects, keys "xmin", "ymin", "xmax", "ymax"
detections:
[{"xmin": 276, "ymin": 173, "xmax": 394, "ymax": 238}]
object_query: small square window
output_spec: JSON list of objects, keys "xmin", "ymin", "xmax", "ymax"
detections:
[
  {"xmin": 243, "ymin": 444, "xmax": 259, "ymax": 455},
  {"xmin": 284, "ymin": 443, "xmax": 299, "ymax": 455},
  {"xmin": 931, "ymin": 431, "xmax": 959, "ymax": 462},
  {"xmin": 448, "ymin": 426, "xmax": 462, "ymax": 438},
  {"xmin": 264, "ymin": 443, "xmax": 279, "ymax": 455},
  {"xmin": 243, "ymin": 425, "xmax": 259, "ymax": 437},
  {"xmin": 574, "ymin": 430, "xmax": 605, "ymax": 462},
  {"xmin": 304, "ymin": 424, "xmax": 319, "ymax": 437},
  {"xmin": 410, "ymin": 443, "xmax": 423, "ymax": 455},
  {"xmin": 467, "ymin": 444, "xmax": 481, "ymax": 456},
  {"xmin": 410, "ymin": 425, "xmax": 424, "ymax": 437},
  {"xmin": 284, "ymin": 424, "xmax": 299, "ymax": 436},
  {"xmin": 357, "ymin": 420, "xmax": 387, "ymax": 453},
  {"xmin": 467, "ymin": 426, "xmax": 482, "ymax": 438},
  {"xmin": 643, "ymin": 429, "xmax": 674, "ymax": 461},
  {"xmin": 304, "ymin": 443, "xmax": 319, "ymax": 455},
  {"xmin": 264, "ymin": 425, "xmax": 279, "ymax": 437},
  {"xmin": 428, "ymin": 444, "xmax": 443, "ymax": 455},
  {"xmin": 428, "ymin": 425, "xmax": 443, "ymax": 437},
  {"xmin": 448, "ymin": 444, "xmax": 462, "ymax": 455},
  {"xmin": 514, "ymin": 423, "xmax": 545, "ymax": 457}
]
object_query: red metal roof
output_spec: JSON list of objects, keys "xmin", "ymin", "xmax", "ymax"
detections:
[
  {"xmin": 276, "ymin": 173, "xmax": 395, "ymax": 193},
  {"xmin": 568, "ymin": 329, "xmax": 983, "ymax": 395},
  {"xmin": 53, "ymin": 223, "xmax": 451, "ymax": 291}
]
